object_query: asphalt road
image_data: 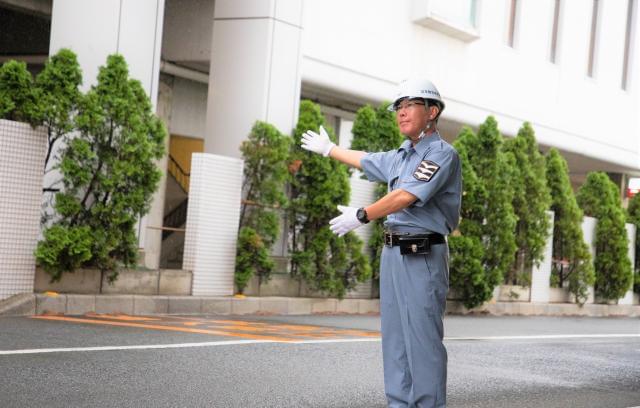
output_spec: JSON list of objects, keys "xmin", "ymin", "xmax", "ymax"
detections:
[{"xmin": 0, "ymin": 314, "xmax": 638, "ymax": 408}]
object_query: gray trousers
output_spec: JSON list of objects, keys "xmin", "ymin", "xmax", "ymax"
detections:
[{"xmin": 380, "ymin": 242, "xmax": 449, "ymax": 408}]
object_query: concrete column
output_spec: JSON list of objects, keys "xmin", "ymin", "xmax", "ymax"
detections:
[
  {"xmin": 49, "ymin": 0, "xmax": 166, "ymax": 264},
  {"xmin": 143, "ymin": 75, "xmax": 173, "ymax": 269},
  {"xmin": 204, "ymin": 0, "xmax": 304, "ymax": 158},
  {"xmin": 530, "ymin": 211, "xmax": 554, "ymax": 303},
  {"xmin": 49, "ymin": 0, "xmax": 164, "ymax": 97}
]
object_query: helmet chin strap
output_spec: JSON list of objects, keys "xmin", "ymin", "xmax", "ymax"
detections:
[
  {"xmin": 416, "ymin": 104, "xmax": 438, "ymax": 140},
  {"xmin": 417, "ymin": 120, "xmax": 434, "ymax": 140}
]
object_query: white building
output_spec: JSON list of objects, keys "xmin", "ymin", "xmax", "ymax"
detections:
[{"xmin": 1, "ymin": 0, "xmax": 638, "ymax": 279}]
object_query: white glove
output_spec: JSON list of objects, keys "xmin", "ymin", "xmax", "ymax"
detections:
[
  {"xmin": 329, "ymin": 205, "xmax": 363, "ymax": 237},
  {"xmin": 301, "ymin": 125, "xmax": 335, "ymax": 157}
]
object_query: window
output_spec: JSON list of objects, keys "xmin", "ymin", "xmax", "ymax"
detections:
[
  {"xmin": 550, "ymin": 0, "xmax": 562, "ymax": 63},
  {"xmin": 428, "ymin": 0, "xmax": 478, "ymax": 30},
  {"xmin": 587, "ymin": 0, "xmax": 601, "ymax": 78},
  {"xmin": 622, "ymin": 0, "xmax": 637, "ymax": 89},
  {"xmin": 507, "ymin": 0, "xmax": 519, "ymax": 47},
  {"xmin": 412, "ymin": 0, "xmax": 480, "ymax": 42}
]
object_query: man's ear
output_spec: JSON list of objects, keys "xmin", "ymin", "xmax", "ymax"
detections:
[{"xmin": 429, "ymin": 105, "xmax": 439, "ymax": 120}]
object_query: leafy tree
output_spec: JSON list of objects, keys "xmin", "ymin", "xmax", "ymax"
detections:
[
  {"xmin": 235, "ymin": 121, "xmax": 291, "ymax": 293},
  {"xmin": 486, "ymin": 150, "xmax": 519, "ymax": 284},
  {"xmin": 32, "ymin": 49, "xmax": 84, "ymax": 226},
  {"xmin": 289, "ymin": 100, "xmax": 370, "ymax": 297},
  {"xmin": 449, "ymin": 235, "xmax": 486, "ymax": 308},
  {"xmin": 449, "ymin": 127, "xmax": 490, "ymax": 308},
  {"xmin": 545, "ymin": 148, "xmax": 595, "ymax": 304},
  {"xmin": 626, "ymin": 192, "xmax": 640, "ymax": 294},
  {"xmin": 503, "ymin": 122, "xmax": 551, "ymax": 283},
  {"xmin": 35, "ymin": 54, "xmax": 166, "ymax": 282},
  {"xmin": 576, "ymin": 172, "xmax": 633, "ymax": 301},
  {"xmin": 0, "ymin": 60, "xmax": 41, "ymax": 124},
  {"xmin": 450, "ymin": 118, "xmax": 517, "ymax": 308},
  {"xmin": 350, "ymin": 102, "xmax": 403, "ymax": 278},
  {"xmin": 35, "ymin": 49, "xmax": 83, "ymax": 171}
]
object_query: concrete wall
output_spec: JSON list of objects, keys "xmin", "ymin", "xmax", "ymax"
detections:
[
  {"xmin": 162, "ymin": 0, "xmax": 213, "ymax": 64},
  {"xmin": 169, "ymin": 77, "xmax": 208, "ymax": 139},
  {"xmin": 34, "ymin": 268, "xmax": 192, "ymax": 295}
]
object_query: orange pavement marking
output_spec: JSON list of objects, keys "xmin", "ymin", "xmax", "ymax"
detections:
[
  {"xmin": 206, "ymin": 319, "xmax": 267, "ymax": 326},
  {"xmin": 86, "ymin": 314, "xmax": 161, "ymax": 322},
  {"xmin": 30, "ymin": 315, "xmax": 295, "ymax": 342},
  {"xmin": 165, "ymin": 317, "xmax": 266, "ymax": 325},
  {"xmin": 30, "ymin": 314, "xmax": 381, "ymax": 341},
  {"xmin": 207, "ymin": 324, "xmax": 281, "ymax": 333},
  {"xmin": 204, "ymin": 323, "xmax": 380, "ymax": 339}
]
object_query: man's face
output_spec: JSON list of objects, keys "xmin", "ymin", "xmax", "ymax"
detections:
[{"xmin": 395, "ymin": 98, "xmax": 434, "ymax": 140}]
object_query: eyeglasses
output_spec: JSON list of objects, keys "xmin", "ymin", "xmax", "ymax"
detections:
[{"xmin": 392, "ymin": 100, "xmax": 426, "ymax": 112}]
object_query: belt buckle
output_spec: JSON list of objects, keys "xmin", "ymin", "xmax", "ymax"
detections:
[{"xmin": 384, "ymin": 232, "xmax": 393, "ymax": 247}]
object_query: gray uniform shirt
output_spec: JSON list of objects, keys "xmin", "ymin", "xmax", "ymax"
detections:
[{"xmin": 360, "ymin": 132, "xmax": 462, "ymax": 235}]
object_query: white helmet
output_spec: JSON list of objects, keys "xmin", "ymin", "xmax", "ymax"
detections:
[{"xmin": 387, "ymin": 78, "xmax": 445, "ymax": 114}]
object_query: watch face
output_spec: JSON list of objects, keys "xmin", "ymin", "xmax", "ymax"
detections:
[{"xmin": 356, "ymin": 208, "xmax": 367, "ymax": 223}]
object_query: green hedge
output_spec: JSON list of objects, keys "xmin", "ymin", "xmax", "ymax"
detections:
[
  {"xmin": 577, "ymin": 172, "xmax": 633, "ymax": 301},
  {"xmin": 545, "ymin": 148, "xmax": 595, "ymax": 304}
]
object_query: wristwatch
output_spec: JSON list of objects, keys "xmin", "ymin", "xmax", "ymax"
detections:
[{"xmin": 356, "ymin": 207, "xmax": 370, "ymax": 224}]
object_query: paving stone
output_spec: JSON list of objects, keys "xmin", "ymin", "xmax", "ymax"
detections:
[
  {"xmin": 168, "ymin": 296, "xmax": 202, "ymax": 314},
  {"xmin": 133, "ymin": 296, "xmax": 169, "ymax": 315},
  {"xmin": 311, "ymin": 298, "xmax": 337, "ymax": 314},
  {"xmin": 259, "ymin": 297, "xmax": 289, "ymax": 314},
  {"xmin": 66, "ymin": 295, "xmax": 96, "ymax": 315},
  {"xmin": 286, "ymin": 298, "xmax": 313, "ymax": 315},
  {"xmin": 36, "ymin": 294, "xmax": 67, "ymax": 315},
  {"xmin": 201, "ymin": 297, "xmax": 232, "ymax": 315},
  {"xmin": 231, "ymin": 297, "xmax": 260, "ymax": 315},
  {"xmin": 95, "ymin": 295, "xmax": 134, "ymax": 314}
]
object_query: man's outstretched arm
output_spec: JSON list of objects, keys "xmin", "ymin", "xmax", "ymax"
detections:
[
  {"xmin": 301, "ymin": 126, "xmax": 366, "ymax": 169},
  {"xmin": 365, "ymin": 189, "xmax": 416, "ymax": 221},
  {"xmin": 329, "ymin": 189, "xmax": 417, "ymax": 237}
]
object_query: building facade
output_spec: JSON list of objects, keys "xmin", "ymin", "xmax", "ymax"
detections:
[{"xmin": 1, "ymin": 0, "xmax": 639, "ymax": 277}]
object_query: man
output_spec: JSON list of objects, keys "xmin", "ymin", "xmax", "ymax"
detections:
[{"xmin": 301, "ymin": 78, "xmax": 462, "ymax": 408}]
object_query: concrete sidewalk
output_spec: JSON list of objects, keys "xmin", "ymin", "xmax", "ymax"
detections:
[{"xmin": 1, "ymin": 292, "xmax": 639, "ymax": 317}]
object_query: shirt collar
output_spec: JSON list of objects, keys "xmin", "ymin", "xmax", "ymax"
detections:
[{"xmin": 397, "ymin": 132, "xmax": 441, "ymax": 156}]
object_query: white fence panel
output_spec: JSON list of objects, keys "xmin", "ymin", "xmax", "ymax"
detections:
[
  {"xmin": 346, "ymin": 173, "xmax": 378, "ymax": 299},
  {"xmin": 183, "ymin": 153, "xmax": 243, "ymax": 296},
  {"xmin": 0, "ymin": 120, "xmax": 46, "ymax": 300}
]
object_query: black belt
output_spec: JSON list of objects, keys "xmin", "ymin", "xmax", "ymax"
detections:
[{"xmin": 383, "ymin": 232, "xmax": 446, "ymax": 255}]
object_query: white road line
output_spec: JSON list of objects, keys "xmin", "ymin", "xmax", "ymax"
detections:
[
  {"xmin": 0, "ymin": 340, "xmax": 274, "ymax": 355},
  {"xmin": 1, "ymin": 333, "xmax": 638, "ymax": 355},
  {"xmin": 289, "ymin": 338, "xmax": 381, "ymax": 344},
  {"xmin": 446, "ymin": 334, "xmax": 640, "ymax": 341}
]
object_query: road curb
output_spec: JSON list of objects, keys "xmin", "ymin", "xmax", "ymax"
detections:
[{"xmin": 0, "ymin": 293, "xmax": 638, "ymax": 317}]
